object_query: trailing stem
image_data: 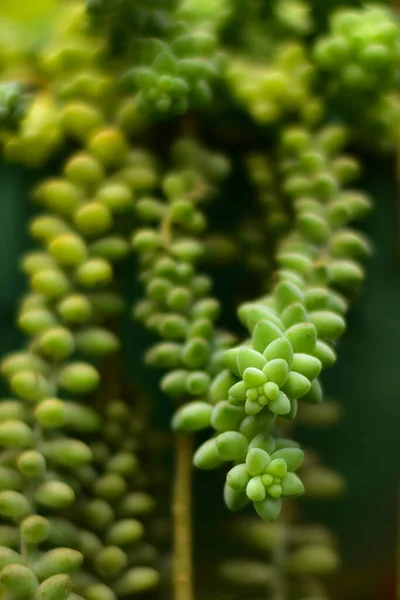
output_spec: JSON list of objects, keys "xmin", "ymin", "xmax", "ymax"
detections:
[
  {"xmin": 173, "ymin": 434, "xmax": 195, "ymax": 600},
  {"xmin": 270, "ymin": 521, "xmax": 287, "ymax": 600}
]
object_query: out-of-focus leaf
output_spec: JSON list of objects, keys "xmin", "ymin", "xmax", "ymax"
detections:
[{"xmin": 0, "ymin": 0, "xmax": 56, "ymax": 23}]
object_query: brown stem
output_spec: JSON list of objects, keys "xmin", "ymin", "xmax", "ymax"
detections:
[
  {"xmin": 161, "ymin": 213, "xmax": 172, "ymax": 247},
  {"xmin": 271, "ymin": 521, "xmax": 287, "ymax": 600},
  {"xmin": 173, "ymin": 434, "xmax": 194, "ymax": 600}
]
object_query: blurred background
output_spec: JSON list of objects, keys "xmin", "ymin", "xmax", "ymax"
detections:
[{"xmin": 0, "ymin": 2, "xmax": 399, "ymax": 599}]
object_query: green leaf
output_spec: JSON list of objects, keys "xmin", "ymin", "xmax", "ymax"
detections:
[
  {"xmin": 281, "ymin": 302, "xmax": 308, "ymax": 329},
  {"xmin": 285, "ymin": 323, "xmax": 317, "ymax": 353},
  {"xmin": 35, "ymin": 574, "xmax": 71, "ymax": 600},
  {"xmin": 41, "ymin": 439, "xmax": 92, "ymax": 468},
  {"xmin": 34, "ymin": 548, "xmax": 83, "ymax": 580},
  {"xmin": 254, "ymin": 496, "xmax": 281, "ymax": 521},
  {"xmin": 237, "ymin": 348, "xmax": 266, "ymax": 376},
  {"xmin": 211, "ymin": 402, "xmax": 244, "ymax": 432},
  {"xmin": 301, "ymin": 378, "xmax": 323, "ymax": 404},
  {"xmin": 243, "ymin": 367, "xmax": 267, "ymax": 387},
  {"xmin": 172, "ymin": 402, "xmax": 213, "ymax": 432},
  {"xmin": 309, "ymin": 310, "xmax": 346, "ymax": 341},
  {"xmin": 252, "ymin": 319, "xmax": 282, "ymax": 353},
  {"xmin": 281, "ymin": 398, "xmax": 298, "ymax": 421},
  {"xmin": 275, "ymin": 281, "xmax": 304, "ymax": 313},
  {"xmin": 246, "ymin": 476, "xmax": 266, "ymax": 502},
  {"xmin": 131, "ymin": 68, "xmax": 158, "ymax": 91},
  {"xmin": 0, "ymin": 564, "xmax": 38, "ymax": 598},
  {"xmin": 281, "ymin": 372, "xmax": 311, "ymax": 399},
  {"xmin": 0, "ymin": 420, "xmax": 33, "ymax": 447},
  {"xmin": 223, "ymin": 348, "xmax": 241, "ymax": 377},
  {"xmin": 249, "ymin": 433, "xmax": 275, "ymax": 454},
  {"xmin": 245, "ymin": 398, "xmax": 263, "ymax": 415},
  {"xmin": 268, "ymin": 391, "xmax": 291, "ymax": 415},
  {"xmin": 0, "ymin": 548, "xmax": 25, "ymax": 570},
  {"xmin": 113, "ymin": 567, "xmax": 159, "ymax": 595},
  {"xmin": 226, "ymin": 464, "xmax": 251, "ymax": 492},
  {"xmin": 263, "ymin": 359, "xmax": 289, "ymax": 387},
  {"xmin": 153, "ymin": 53, "xmax": 178, "ymax": 75},
  {"xmin": 291, "ymin": 354, "xmax": 322, "ymax": 380},
  {"xmin": 239, "ymin": 411, "xmax": 276, "ymax": 440},
  {"xmin": 228, "ymin": 381, "xmax": 246, "ymax": 403},
  {"xmin": 271, "ymin": 447, "xmax": 304, "ymax": 471},
  {"xmin": 313, "ymin": 340, "xmax": 336, "ymax": 368},
  {"xmin": 246, "ymin": 448, "xmax": 271, "ymax": 477},
  {"xmin": 224, "ymin": 483, "xmax": 249, "ymax": 511},
  {"xmin": 0, "ymin": 491, "xmax": 30, "ymax": 519},
  {"xmin": 264, "ymin": 337, "xmax": 294, "ymax": 366},
  {"xmin": 216, "ymin": 432, "xmax": 248, "ymax": 461},
  {"xmin": 193, "ymin": 439, "xmax": 222, "ymax": 470},
  {"xmin": 210, "ymin": 370, "xmax": 236, "ymax": 403},
  {"xmin": 239, "ymin": 304, "xmax": 284, "ymax": 333}
]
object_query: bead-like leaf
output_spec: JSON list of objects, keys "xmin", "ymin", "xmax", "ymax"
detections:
[
  {"xmin": 281, "ymin": 302, "xmax": 308, "ymax": 329},
  {"xmin": 281, "ymin": 372, "xmax": 311, "ymax": 399},
  {"xmin": 252, "ymin": 319, "xmax": 282, "ymax": 354},
  {"xmin": 291, "ymin": 354, "xmax": 322, "ymax": 381},
  {"xmin": 264, "ymin": 337, "xmax": 294, "ymax": 366},
  {"xmin": 271, "ymin": 448, "xmax": 304, "ymax": 471},
  {"xmin": 223, "ymin": 348, "xmax": 241, "ymax": 377},
  {"xmin": 313, "ymin": 340, "xmax": 336, "ymax": 368},
  {"xmin": 275, "ymin": 281, "xmax": 304, "ymax": 313},
  {"xmin": 226, "ymin": 464, "xmax": 251, "ymax": 492},
  {"xmin": 301, "ymin": 378, "xmax": 323, "ymax": 404},
  {"xmin": 228, "ymin": 381, "xmax": 246, "ymax": 402},
  {"xmin": 243, "ymin": 367, "xmax": 267, "ymax": 387},
  {"xmin": 237, "ymin": 348, "xmax": 266, "ymax": 376},
  {"xmin": 172, "ymin": 402, "xmax": 213, "ymax": 432},
  {"xmin": 249, "ymin": 433, "xmax": 275, "ymax": 454},
  {"xmin": 246, "ymin": 448, "xmax": 271, "ymax": 476},
  {"xmin": 35, "ymin": 574, "xmax": 71, "ymax": 600},
  {"xmin": 224, "ymin": 483, "xmax": 249, "ymax": 511},
  {"xmin": 268, "ymin": 391, "xmax": 291, "ymax": 415},
  {"xmin": 263, "ymin": 359, "xmax": 289, "ymax": 387},
  {"xmin": 246, "ymin": 476, "xmax": 266, "ymax": 502},
  {"xmin": 309, "ymin": 310, "xmax": 346, "ymax": 341},
  {"xmin": 193, "ymin": 439, "xmax": 222, "ymax": 470},
  {"xmin": 245, "ymin": 399, "xmax": 264, "ymax": 415},
  {"xmin": 281, "ymin": 472, "xmax": 304, "ymax": 496},
  {"xmin": 216, "ymin": 432, "xmax": 248, "ymax": 461},
  {"xmin": 254, "ymin": 496, "xmax": 281, "ymax": 521},
  {"xmin": 241, "ymin": 304, "xmax": 284, "ymax": 334},
  {"xmin": 211, "ymin": 402, "xmax": 244, "ymax": 432},
  {"xmin": 210, "ymin": 370, "xmax": 236, "ymax": 403},
  {"xmin": 239, "ymin": 411, "xmax": 276, "ymax": 440},
  {"xmin": 285, "ymin": 323, "xmax": 317, "ymax": 353},
  {"xmin": 34, "ymin": 548, "xmax": 83, "ymax": 580}
]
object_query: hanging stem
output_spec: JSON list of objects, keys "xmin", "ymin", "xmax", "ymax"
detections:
[
  {"xmin": 270, "ymin": 521, "xmax": 287, "ymax": 600},
  {"xmin": 173, "ymin": 434, "xmax": 195, "ymax": 600},
  {"xmin": 269, "ymin": 423, "xmax": 291, "ymax": 600}
]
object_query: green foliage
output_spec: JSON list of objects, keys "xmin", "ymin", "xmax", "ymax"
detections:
[
  {"xmin": 315, "ymin": 5, "xmax": 400, "ymax": 93},
  {"xmin": 0, "ymin": 83, "xmax": 29, "ymax": 130},
  {"xmin": 0, "ymin": 0, "xmax": 397, "ymax": 598}
]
